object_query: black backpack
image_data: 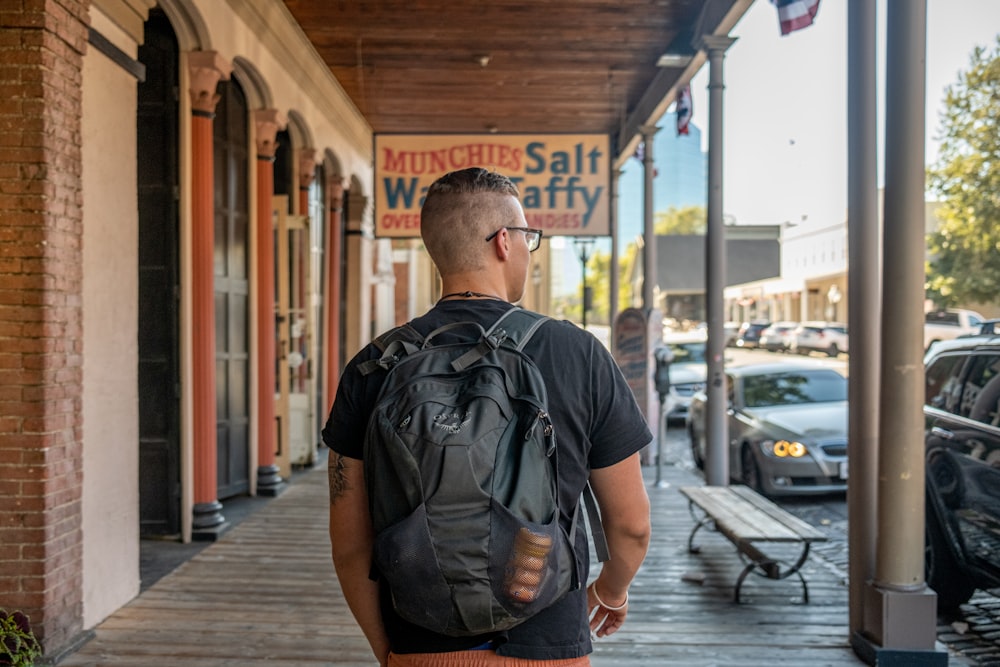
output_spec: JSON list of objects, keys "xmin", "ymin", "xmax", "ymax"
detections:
[{"xmin": 358, "ymin": 307, "xmax": 607, "ymax": 636}]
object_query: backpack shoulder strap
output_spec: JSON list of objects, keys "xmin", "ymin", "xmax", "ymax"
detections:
[
  {"xmin": 451, "ymin": 307, "xmax": 549, "ymax": 371},
  {"xmin": 488, "ymin": 307, "xmax": 550, "ymax": 351},
  {"xmin": 582, "ymin": 483, "xmax": 610, "ymax": 562},
  {"xmin": 358, "ymin": 324, "xmax": 423, "ymax": 375}
]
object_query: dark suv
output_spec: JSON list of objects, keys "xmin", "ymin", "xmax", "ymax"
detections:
[
  {"xmin": 735, "ymin": 321, "xmax": 770, "ymax": 349},
  {"xmin": 923, "ymin": 335, "xmax": 1000, "ymax": 610}
]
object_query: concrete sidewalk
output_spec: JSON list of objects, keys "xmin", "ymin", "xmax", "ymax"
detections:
[{"xmin": 61, "ymin": 457, "xmax": 963, "ymax": 666}]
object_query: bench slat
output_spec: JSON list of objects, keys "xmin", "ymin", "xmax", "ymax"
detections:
[
  {"xmin": 678, "ymin": 484, "xmax": 826, "ymax": 603},
  {"xmin": 680, "ymin": 485, "xmax": 827, "ymax": 544}
]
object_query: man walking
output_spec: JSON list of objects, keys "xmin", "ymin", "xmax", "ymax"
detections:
[{"xmin": 324, "ymin": 167, "xmax": 651, "ymax": 666}]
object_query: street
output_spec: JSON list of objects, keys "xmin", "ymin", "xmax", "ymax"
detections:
[{"xmin": 663, "ymin": 346, "xmax": 1000, "ymax": 665}]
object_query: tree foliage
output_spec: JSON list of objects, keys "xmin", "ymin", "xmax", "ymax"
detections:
[
  {"xmin": 654, "ymin": 205, "xmax": 706, "ymax": 235},
  {"xmin": 926, "ymin": 37, "xmax": 1000, "ymax": 308},
  {"xmin": 556, "ymin": 243, "xmax": 638, "ymax": 326}
]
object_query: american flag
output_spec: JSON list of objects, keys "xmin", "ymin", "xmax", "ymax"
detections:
[
  {"xmin": 771, "ymin": 0, "xmax": 820, "ymax": 36},
  {"xmin": 675, "ymin": 85, "xmax": 692, "ymax": 136}
]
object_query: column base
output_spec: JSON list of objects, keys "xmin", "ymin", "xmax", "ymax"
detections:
[
  {"xmin": 852, "ymin": 582, "xmax": 946, "ymax": 666},
  {"xmin": 256, "ymin": 464, "xmax": 287, "ymax": 497},
  {"xmin": 192, "ymin": 500, "xmax": 230, "ymax": 542},
  {"xmin": 851, "ymin": 631, "xmax": 948, "ymax": 667}
]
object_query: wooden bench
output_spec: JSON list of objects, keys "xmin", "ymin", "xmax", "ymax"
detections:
[{"xmin": 679, "ymin": 485, "xmax": 828, "ymax": 604}]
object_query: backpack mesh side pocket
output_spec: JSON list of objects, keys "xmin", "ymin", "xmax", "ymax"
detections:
[{"xmin": 372, "ymin": 502, "xmax": 455, "ymax": 632}]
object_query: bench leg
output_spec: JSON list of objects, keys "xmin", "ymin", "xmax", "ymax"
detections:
[
  {"xmin": 687, "ymin": 516, "xmax": 715, "ymax": 554},
  {"xmin": 734, "ymin": 543, "xmax": 813, "ymax": 604}
]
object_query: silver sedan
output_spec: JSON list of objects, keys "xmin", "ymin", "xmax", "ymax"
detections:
[{"xmin": 686, "ymin": 361, "xmax": 849, "ymax": 497}]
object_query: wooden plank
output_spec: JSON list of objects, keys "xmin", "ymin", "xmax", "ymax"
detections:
[
  {"xmin": 729, "ymin": 485, "xmax": 829, "ymax": 540},
  {"xmin": 680, "ymin": 486, "xmax": 828, "ymax": 544},
  {"xmin": 57, "ymin": 463, "xmax": 886, "ymax": 666}
]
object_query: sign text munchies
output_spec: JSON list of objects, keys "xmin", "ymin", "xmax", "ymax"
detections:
[{"xmin": 374, "ymin": 135, "xmax": 610, "ymax": 238}]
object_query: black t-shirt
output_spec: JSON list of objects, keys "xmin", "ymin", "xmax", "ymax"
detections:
[{"xmin": 322, "ymin": 300, "xmax": 652, "ymax": 659}]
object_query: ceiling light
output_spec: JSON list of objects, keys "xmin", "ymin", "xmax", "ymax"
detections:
[
  {"xmin": 476, "ymin": 54, "xmax": 491, "ymax": 67},
  {"xmin": 657, "ymin": 53, "xmax": 692, "ymax": 68}
]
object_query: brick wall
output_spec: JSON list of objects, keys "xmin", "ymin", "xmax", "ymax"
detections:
[{"xmin": 0, "ymin": 0, "xmax": 90, "ymax": 655}]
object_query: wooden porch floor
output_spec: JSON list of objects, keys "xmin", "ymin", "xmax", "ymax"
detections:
[{"xmin": 59, "ymin": 458, "xmax": 957, "ymax": 666}]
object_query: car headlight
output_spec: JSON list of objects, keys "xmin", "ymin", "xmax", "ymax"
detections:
[{"xmin": 762, "ymin": 439, "xmax": 808, "ymax": 458}]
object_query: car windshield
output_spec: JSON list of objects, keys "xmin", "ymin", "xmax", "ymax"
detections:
[
  {"xmin": 742, "ymin": 369, "xmax": 847, "ymax": 407},
  {"xmin": 668, "ymin": 341, "xmax": 706, "ymax": 363}
]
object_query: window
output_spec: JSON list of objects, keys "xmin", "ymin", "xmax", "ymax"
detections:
[
  {"xmin": 925, "ymin": 354, "xmax": 966, "ymax": 414},
  {"xmin": 743, "ymin": 370, "xmax": 847, "ymax": 407},
  {"xmin": 961, "ymin": 354, "xmax": 1000, "ymax": 426}
]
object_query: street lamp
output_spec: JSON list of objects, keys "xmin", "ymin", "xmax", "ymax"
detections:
[
  {"xmin": 532, "ymin": 264, "xmax": 543, "ymax": 312},
  {"xmin": 827, "ymin": 284, "xmax": 842, "ymax": 321},
  {"xmin": 574, "ymin": 237, "xmax": 596, "ymax": 329}
]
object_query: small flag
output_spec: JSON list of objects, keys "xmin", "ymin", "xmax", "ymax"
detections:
[
  {"xmin": 676, "ymin": 85, "xmax": 692, "ymax": 136},
  {"xmin": 631, "ymin": 142, "xmax": 657, "ymax": 178},
  {"xmin": 770, "ymin": 0, "xmax": 820, "ymax": 35},
  {"xmin": 633, "ymin": 141, "xmax": 644, "ymax": 164}
]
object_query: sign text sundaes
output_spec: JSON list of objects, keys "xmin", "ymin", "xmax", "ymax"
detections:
[{"xmin": 374, "ymin": 134, "xmax": 610, "ymax": 238}]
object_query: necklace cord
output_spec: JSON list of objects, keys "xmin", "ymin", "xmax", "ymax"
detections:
[{"xmin": 437, "ymin": 290, "xmax": 505, "ymax": 302}]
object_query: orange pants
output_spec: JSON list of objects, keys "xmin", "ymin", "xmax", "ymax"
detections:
[{"xmin": 387, "ymin": 651, "xmax": 591, "ymax": 667}]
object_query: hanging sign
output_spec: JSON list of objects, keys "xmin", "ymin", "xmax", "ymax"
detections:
[{"xmin": 374, "ymin": 134, "xmax": 610, "ymax": 238}]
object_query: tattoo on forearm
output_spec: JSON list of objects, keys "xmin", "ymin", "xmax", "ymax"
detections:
[{"xmin": 328, "ymin": 453, "xmax": 349, "ymax": 503}]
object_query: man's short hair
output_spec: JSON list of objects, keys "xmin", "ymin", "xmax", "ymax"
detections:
[
  {"xmin": 424, "ymin": 167, "xmax": 520, "ymax": 200},
  {"xmin": 421, "ymin": 168, "xmax": 522, "ymax": 274}
]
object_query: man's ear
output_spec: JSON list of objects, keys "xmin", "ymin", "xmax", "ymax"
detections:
[{"xmin": 492, "ymin": 228, "xmax": 511, "ymax": 261}]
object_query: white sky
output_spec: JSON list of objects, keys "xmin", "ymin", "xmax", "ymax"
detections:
[{"xmin": 686, "ymin": 0, "xmax": 1000, "ymax": 229}]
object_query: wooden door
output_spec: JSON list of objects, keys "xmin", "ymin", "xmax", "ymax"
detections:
[
  {"xmin": 273, "ymin": 198, "xmax": 313, "ymax": 475},
  {"xmin": 213, "ymin": 79, "xmax": 250, "ymax": 498},
  {"xmin": 137, "ymin": 9, "xmax": 180, "ymax": 536}
]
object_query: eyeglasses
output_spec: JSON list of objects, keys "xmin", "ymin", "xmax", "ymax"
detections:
[{"xmin": 484, "ymin": 227, "xmax": 543, "ymax": 253}]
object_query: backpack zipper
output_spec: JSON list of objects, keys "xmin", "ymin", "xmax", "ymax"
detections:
[{"xmin": 528, "ymin": 409, "xmax": 556, "ymax": 456}]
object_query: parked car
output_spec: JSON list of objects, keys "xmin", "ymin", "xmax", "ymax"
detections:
[
  {"xmin": 758, "ymin": 321, "xmax": 798, "ymax": 353},
  {"xmin": 686, "ymin": 361, "xmax": 849, "ymax": 496},
  {"xmin": 958, "ymin": 318, "xmax": 1000, "ymax": 338},
  {"xmin": 724, "ymin": 322, "xmax": 741, "ymax": 348},
  {"xmin": 658, "ymin": 332, "xmax": 707, "ymax": 421},
  {"xmin": 923, "ymin": 334, "xmax": 1000, "ymax": 610},
  {"xmin": 734, "ymin": 321, "xmax": 771, "ymax": 349},
  {"xmin": 790, "ymin": 321, "xmax": 849, "ymax": 357},
  {"xmin": 925, "ymin": 308, "xmax": 985, "ymax": 351}
]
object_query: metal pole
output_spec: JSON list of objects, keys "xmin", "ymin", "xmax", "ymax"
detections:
[
  {"xmin": 854, "ymin": 1, "xmax": 941, "ymax": 657},
  {"xmin": 876, "ymin": 0, "xmax": 926, "ymax": 593},
  {"xmin": 700, "ymin": 35, "xmax": 735, "ymax": 488},
  {"xmin": 575, "ymin": 238, "xmax": 594, "ymax": 329},
  {"xmin": 610, "ymin": 169, "xmax": 621, "ymax": 327},
  {"xmin": 654, "ymin": 396, "xmax": 665, "ymax": 487},
  {"xmin": 639, "ymin": 125, "xmax": 659, "ymax": 310},
  {"xmin": 846, "ymin": 0, "xmax": 879, "ymax": 638}
]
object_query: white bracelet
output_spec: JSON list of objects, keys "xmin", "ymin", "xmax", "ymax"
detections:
[{"xmin": 589, "ymin": 582, "xmax": 628, "ymax": 611}]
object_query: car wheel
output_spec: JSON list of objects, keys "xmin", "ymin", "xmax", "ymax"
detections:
[
  {"xmin": 827, "ymin": 343, "xmax": 839, "ymax": 357},
  {"xmin": 689, "ymin": 426, "xmax": 705, "ymax": 470},
  {"xmin": 925, "ymin": 503, "xmax": 977, "ymax": 611},
  {"xmin": 741, "ymin": 445, "xmax": 764, "ymax": 494}
]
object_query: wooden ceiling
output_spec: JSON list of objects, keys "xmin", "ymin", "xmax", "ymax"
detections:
[{"xmin": 281, "ymin": 0, "xmax": 751, "ymax": 163}]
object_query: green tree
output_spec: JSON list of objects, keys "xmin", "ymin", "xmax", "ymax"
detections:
[
  {"xmin": 926, "ymin": 37, "xmax": 1000, "ymax": 308},
  {"xmin": 654, "ymin": 205, "xmax": 706, "ymax": 235},
  {"xmin": 563, "ymin": 244, "xmax": 639, "ymax": 326}
]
